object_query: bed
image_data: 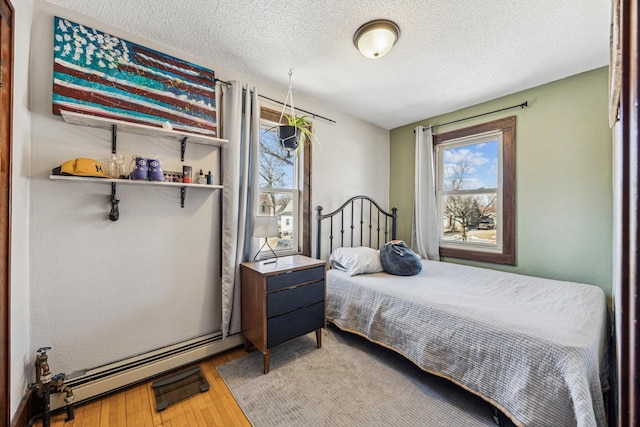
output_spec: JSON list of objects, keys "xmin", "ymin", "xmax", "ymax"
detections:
[{"xmin": 315, "ymin": 195, "xmax": 609, "ymax": 427}]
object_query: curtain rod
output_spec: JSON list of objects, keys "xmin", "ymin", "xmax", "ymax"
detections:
[
  {"xmin": 217, "ymin": 78, "xmax": 336, "ymax": 124},
  {"xmin": 422, "ymin": 101, "xmax": 528, "ymax": 132}
]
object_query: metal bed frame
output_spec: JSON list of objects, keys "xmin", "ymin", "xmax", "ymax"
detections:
[{"xmin": 315, "ymin": 195, "xmax": 397, "ymax": 259}]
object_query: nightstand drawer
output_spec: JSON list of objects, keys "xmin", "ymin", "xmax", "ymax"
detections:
[
  {"xmin": 267, "ymin": 266, "xmax": 324, "ymax": 292},
  {"xmin": 267, "ymin": 301, "xmax": 325, "ymax": 348},
  {"xmin": 267, "ymin": 280, "xmax": 324, "ymax": 317}
]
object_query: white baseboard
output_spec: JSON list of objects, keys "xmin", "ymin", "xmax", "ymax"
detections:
[{"xmin": 49, "ymin": 331, "xmax": 245, "ymax": 411}]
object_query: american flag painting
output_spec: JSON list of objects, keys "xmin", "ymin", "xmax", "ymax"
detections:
[{"xmin": 52, "ymin": 17, "xmax": 217, "ymax": 136}]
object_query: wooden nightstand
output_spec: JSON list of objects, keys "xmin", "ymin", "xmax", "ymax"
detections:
[{"xmin": 240, "ymin": 255, "xmax": 326, "ymax": 374}]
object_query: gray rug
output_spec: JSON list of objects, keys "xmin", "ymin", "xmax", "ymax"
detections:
[{"xmin": 217, "ymin": 326, "xmax": 500, "ymax": 427}]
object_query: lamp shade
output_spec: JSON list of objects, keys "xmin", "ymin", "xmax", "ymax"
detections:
[
  {"xmin": 353, "ymin": 20, "xmax": 400, "ymax": 59},
  {"xmin": 253, "ymin": 216, "xmax": 279, "ymax": 238}
]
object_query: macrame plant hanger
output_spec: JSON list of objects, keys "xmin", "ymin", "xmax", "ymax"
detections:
[{"xmin": 278, "ymin": 70, "xmax": 298, "ymax": 156}]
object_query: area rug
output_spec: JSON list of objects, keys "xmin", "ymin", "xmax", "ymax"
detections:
[{"xmin": 217, "ymin": 326, "xmax": 499, "ymax": 427}]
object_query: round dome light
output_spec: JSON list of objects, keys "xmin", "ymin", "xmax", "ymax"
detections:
[{"xmin": 353, "ymin": 20, "xmax": 400, "ymax": 59}]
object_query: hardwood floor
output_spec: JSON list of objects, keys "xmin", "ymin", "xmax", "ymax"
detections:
[{"xmin": 35, "ymin": 345, "xmax": 251, "ymax": 427}]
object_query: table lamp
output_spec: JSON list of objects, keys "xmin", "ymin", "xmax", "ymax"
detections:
[{"xmin": 253, "ymin": 216, "xmax": 279, "ymax": 263}]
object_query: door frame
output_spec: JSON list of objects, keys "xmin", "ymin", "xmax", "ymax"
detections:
[
  {"xmin": 617, "ymin": 0, "xmax": 639, "ymax": 425},
  {"xmin": 0, "ymin": 0, "xmax": 12, "ymax": 424}
]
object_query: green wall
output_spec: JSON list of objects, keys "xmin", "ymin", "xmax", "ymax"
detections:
[{"xmin": 390, "ymin": 67, "xmax": 612, "ymax": 295}]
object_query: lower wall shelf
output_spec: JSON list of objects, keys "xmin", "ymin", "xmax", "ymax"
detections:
[{"xmin": 50, "ymin": 175, "xmax": 223, "ymax": 220}]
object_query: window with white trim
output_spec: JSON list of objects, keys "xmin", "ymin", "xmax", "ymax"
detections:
[
  {"xmin": 434, "ymin": 116, "xmax": 516, "ymax": 265},
  {"xmin": 257, "ymin": 107, "xmax": 312, "ymax": 257}
]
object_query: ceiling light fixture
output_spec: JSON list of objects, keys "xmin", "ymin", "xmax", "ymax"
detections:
[{"xmin": 353, "ymin": 19, "xmax": 400, "ymax": 59}]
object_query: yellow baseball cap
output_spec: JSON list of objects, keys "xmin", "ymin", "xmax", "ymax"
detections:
[{"xmin": 52, "ymin": 158, "xmax": 107, "ymax": 177}]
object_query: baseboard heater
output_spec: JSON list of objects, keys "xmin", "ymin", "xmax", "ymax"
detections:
[{"xmin": 49, "ymin": 331, "xmax": 245, "ymax": 411}]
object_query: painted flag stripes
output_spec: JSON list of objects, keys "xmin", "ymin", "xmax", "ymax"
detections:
[{"xmin": 52, "ymin": 17, "xmax": 217, "ymax": 136}]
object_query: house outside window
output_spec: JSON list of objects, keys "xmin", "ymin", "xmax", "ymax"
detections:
[
  {"xmin": 434, "ymin": 116, "xmax": 516, "ymax": 265},
  {"xmin": 257, "ymin": 107, "xmax": 312, "ymax": 256}
]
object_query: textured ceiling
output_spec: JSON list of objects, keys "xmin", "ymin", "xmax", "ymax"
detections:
[{"xmin": 45, "ymin": 0, "xmax": 611, "ymax": 129}]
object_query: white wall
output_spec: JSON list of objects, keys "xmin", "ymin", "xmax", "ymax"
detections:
[
  {"xmin": 11, "ymin": 0, "xmax": 34, "ymax": 419},
  {"xmin": 27, "ymin": 1, "xmax": 389, "ymax": 379}
]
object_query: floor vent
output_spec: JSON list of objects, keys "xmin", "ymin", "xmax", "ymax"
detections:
[{"xmin": 153, "ymin": 365, "xmax": 209, "ymax": 411}]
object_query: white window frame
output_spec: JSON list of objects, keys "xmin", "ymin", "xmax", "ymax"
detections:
[
  {"xmin": 257, "ymin": 116, "xmax": 302, "ymax": 258},
  {"xmin": 436, "ymin": 130, "xmax": 503, "ymax": 254},
  {"xmin": 433, "ymin": 116, "xmax": 516, "ymax": 265},
  {"xmin": 257, "ymin": 187, "xmax": 300, "ymax": 257}
]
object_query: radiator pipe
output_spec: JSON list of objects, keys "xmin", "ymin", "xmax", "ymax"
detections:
[
  {"xmin": 59, "ymin": 384, "xmax": 75, "ymax": 421},
  {"xmin": 34, "ymin": 347, "xmax": 52, "ymax": 427},
  {"xmin": 28, "ymin": 347, "xmax": 75, "ymax": 426}
]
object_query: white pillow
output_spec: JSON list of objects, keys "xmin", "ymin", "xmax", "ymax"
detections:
[{"xmin": 329, "ymin": 246, "xmax": 384, "ymax": 276}]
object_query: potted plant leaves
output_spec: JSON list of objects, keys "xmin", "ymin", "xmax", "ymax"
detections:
[
  {"xmin": 278, "ymin": 114, "xmax": 316, "ymax": 154},
  {"xmin": 274, "ymin": 70, "xmax": 319, "ymax": 156}
]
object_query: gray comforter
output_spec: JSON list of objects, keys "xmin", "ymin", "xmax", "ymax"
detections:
[{"xmin": 326, "ymin": 260, "xmax": 609, "ymax": 427}]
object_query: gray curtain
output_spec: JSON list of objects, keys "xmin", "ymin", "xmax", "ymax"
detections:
[
  {"xmin": 609, "ymin": 0, "xmax": 621, "ymax": 127},
  {"xmin": 219, "ymin": 81, "xmax": 260, "ymax": 338},
  {"xmin": 411, "ymin": 125, "xmax": 440, "ymax": 260}
]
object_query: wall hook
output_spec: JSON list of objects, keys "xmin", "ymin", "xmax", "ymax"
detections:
[{"xmin": 109, "ymin": 183, "xmax": 119, "ymax": 221}]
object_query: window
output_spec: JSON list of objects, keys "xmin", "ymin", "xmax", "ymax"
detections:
[
  {"xmin": 434, "ymin": 116, "xmax": 515, "ymax": 265},
  {"xmin": 257, "ymin": 107, "xmax": 312, "ymax": 257}
]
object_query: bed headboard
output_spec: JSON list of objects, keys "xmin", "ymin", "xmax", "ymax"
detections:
[{"xmin": 315, "ymin": 195, "xmax": 397, "ymax": 260}]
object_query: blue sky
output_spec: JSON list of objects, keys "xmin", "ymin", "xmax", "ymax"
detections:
[
  {"xmin": 443, "ymin": 140, "xmax": 498, "ymax": 190},
  {"xmin": 259, "ymin": 127, "xmax": 294, "ymax": 188}
]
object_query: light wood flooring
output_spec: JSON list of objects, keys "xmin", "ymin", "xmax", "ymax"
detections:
[{"xmin": 35, "ymin": 345, "xmax": 251, "ymax": 427}]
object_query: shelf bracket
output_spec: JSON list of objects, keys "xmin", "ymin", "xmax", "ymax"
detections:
[
  {"xmin": 109, "ymin": 183, "xmax": 120, "ymax": 221},
  {"xmin": 181, "ymin": 137, "xmax": 188, "ymax": 161},
  {"xmin": 111, "ymin": 124, "xmax": 117, "ymax": 154},
  {"xmin": 181, "ymin": 186, "xmax": 186, "ymax": 208}
]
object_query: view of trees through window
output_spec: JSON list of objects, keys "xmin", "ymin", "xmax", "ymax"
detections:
[
  {"xmin": 439, "ymin": 138, "xmax": 499, "ymax": 246},
  {"xmin": 258, "ymin": 120, "xmax": 297, "ymax": 252},
  {"xmin": 434, "ymin": 116, "xmax": 515, "ymax": 265}
]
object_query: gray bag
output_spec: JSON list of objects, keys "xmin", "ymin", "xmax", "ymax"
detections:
[{"xmin": 380, "ymin": 241, "xmax": 422, "ymax": 276}]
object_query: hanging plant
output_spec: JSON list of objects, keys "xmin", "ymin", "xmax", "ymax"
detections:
[
  {"xmin": 277, "ymin": 122, "xmax": 298, "ymax": 152},
  {"xmin": 275, "ymin": 71, "xmax": 319, "ymax": 156},
  {"xmin": 278, "ymin": 114, "xmax": 317, "ymax": 152}
]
